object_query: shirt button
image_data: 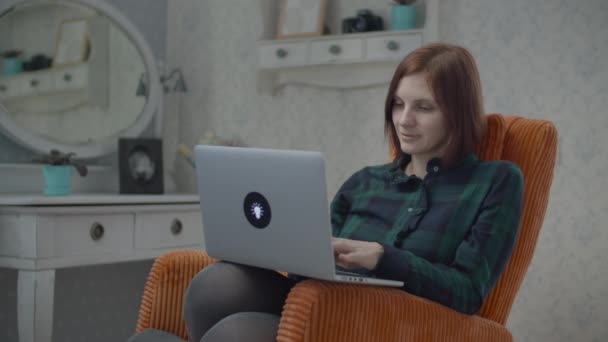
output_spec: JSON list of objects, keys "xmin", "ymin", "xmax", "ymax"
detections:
[{"xmin": 407, "ymin": 207, "xmax": 413, "ymax": 212}]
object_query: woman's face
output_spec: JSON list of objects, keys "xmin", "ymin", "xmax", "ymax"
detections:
[{"xmin": 392, "ymin": 72, "xmax": 450, "ymax": 160}]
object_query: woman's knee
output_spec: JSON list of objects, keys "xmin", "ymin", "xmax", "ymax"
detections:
[
  {"xmin": 183, "ymin": 261, "xmax": 292, "ymax": 342},
  {"xmin": 184, "ymin": 262, "xmax": 242, "ymax": 342},
  {"xmin": 184, "ymin": 262, "xmax": 236, "ymax": 317},
  {"xmin": 184, "ymin": 261, "xmax": 292, "ymax": 317}
]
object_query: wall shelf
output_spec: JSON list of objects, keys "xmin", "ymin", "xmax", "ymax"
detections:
[
  {"xmin": 0, "ymin": 14, "xmax": 110, "ymax": 111},
  {"xmin": 0, "ymin": 63, "xmax": 89, "ymax": 100},
  {"xmin": 256, "ymin": 0, "xmax": 438, "ymax": 91}
]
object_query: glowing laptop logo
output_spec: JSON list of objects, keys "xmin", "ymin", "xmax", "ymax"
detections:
[
  {"xmin": 250, "ymin": 202, "xmax": 264, "ymax": 220},
  {"xmin": 243, "ymin": 192, "xmax": 272, "ymax": 229}
]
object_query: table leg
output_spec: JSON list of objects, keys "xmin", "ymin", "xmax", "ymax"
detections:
[{"xmin": 17, "ymin": 270, "xmax": 55, "ymax": 342}]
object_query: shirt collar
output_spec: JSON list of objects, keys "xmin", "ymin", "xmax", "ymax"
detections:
[{"xmin": 388, "ymin": 153, "xmax": 478, "ymax": 177}]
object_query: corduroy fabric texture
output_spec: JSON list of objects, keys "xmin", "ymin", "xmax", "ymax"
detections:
[
  {"xmin": 277, "ymin": 280, "xmax": 512, "ymax": 342},
  {"xmin": 135, "ymin": 249, "xmax": 217, "ymax": 340},
  {"xmin": 477, "ymin": 115, "xmax": 558, "ymax": 324},
  {"xmin": 134, "ymin": 114, "xmax": 558, "ymax": 342}
]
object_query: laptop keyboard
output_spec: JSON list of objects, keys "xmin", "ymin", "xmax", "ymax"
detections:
[
  {"xmin": 336, "ymin": 269, "xmax": 365, "ymax": 276},
  {"xmin": 335, "ymin": 268, "xmax": 375, "ymax": 278}
]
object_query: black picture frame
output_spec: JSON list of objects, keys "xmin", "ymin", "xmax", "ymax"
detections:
[{"xmin": 118, "ymin": 138, "xmax": 164, "ymax": 194}]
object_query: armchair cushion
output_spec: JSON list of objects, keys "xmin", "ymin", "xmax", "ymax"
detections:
[{"xmin": 277, "ymin": 280, "xmax": 512, "ymax": 342}]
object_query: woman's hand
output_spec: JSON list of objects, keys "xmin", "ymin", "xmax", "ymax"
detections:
[{"xmin": 332, "ymin": 237, "xmax": 384, "ymax": 271}]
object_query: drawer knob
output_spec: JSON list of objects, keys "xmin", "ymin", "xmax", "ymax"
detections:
[
  {"xmin": 171, "ymin": 219, "xmax": 183, "ymax": 235},
  {"xmin": 329, "ymin": 44, "xmax": 342, "ymax": 55},
  {"xmin": 387, "ymin": 41, "xmax": 400, "ymax": 51},
  {"xmin": 30, "ymin": 79, "xmax": 39, "ymax": 88},
  {"xmin": 0, "ymin": 85, "xmax": 6, "ymax": 92},
  {"xmin": 276, "ymin": 48, "xmax": 288, "ymax": 59},
  {"xmin": 64, "ymin": 73, "xmax": 72, "ymax": 82},
  {"xmin": 90, "ymin": 222, "xmax": 105, "ymax": 241}
]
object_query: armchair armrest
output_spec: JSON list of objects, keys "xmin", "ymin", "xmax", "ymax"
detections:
[
  {"xmin": 277, "ymin": 279, "xmax": 512, "ymax": 342},
  {"xmin": 135, "ymin": 249, "xmax": 217, "ymax": 340}
]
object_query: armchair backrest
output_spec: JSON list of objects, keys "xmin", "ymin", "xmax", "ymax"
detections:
[
  {"xmin": 477, "ymin": 115, "xmax": 558, "ymax": 324},
  {"xmin": 389, "ymin": 113, "xmax": 558, "ymax": 324}
]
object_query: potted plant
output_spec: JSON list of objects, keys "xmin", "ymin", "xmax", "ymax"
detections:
[
  {"xmin": 391, "ymin": 0, "xmax": 417, "ymax": 31},
  {"xmin": 32, "ymin": 149, "xmax": 88, "ymax": 196},
  {"xmin": 0, "ymin": 49, "xmax": 24, "ymax": 76}
]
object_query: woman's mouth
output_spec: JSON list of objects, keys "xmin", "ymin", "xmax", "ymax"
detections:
[{"xmin": 400, "ymin": 134, "xmax": 420, "ymax": 141}]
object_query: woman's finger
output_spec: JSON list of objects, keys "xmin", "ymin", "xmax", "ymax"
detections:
[
  {"xmin": 332, "ymin": 239, "xmax": 353, "ymax": 254},
  {"xmin": 337, "ymin": 253, "xmax": 360, "ymax": 269}
]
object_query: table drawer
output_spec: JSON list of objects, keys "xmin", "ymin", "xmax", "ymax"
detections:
[
  {"xmin": 53, "ymin": 64, "xmax": 88, "ymax": 91},
  {"xmin": 310, "ymin": 38, "xmax": 363, "ymax": 64},
  {"xmin": 25, "ymin": 71, "xmax": 54, "ymax": 94},
  {"xmin": 0, "ymin": 76, "xmax": 27, "ymax": 100},
  {"xmin": 135, "ymin": 210, "xmax": 204, "ymax": 249},
  {"xmin": 48, "ymin": 214, "xmax": 134, "ymax": 257},
  {"xmin": 258, "ymin": 42, "xmax": 308, "ymax": 68},
  {"xmin": 365, "ymin": 34, "xmax": 422, "ymax": 60}
]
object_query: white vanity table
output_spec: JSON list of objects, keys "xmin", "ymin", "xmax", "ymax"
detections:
[
  {"xmin": 0, "ymin": 0, "xmax": 189, "ymax": 341},
  {"xmin": 0, "ymin": 193, "xmax": 204, "ymax": 342}
]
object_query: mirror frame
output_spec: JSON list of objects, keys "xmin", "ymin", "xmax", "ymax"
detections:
[{"xmin": 0, "ymin": 0, "xmax": 161, "ymax": 159}]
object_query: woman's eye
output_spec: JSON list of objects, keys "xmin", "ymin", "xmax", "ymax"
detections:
[{"xmin": 417, "ymin": 104, "xmax": 433, "ymax": 111}]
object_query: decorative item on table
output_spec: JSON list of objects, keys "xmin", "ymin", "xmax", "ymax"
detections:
[
  {"xmin": 118, "ymin": 138, "xmax": 164, "ymax": 194},
  {"xmin": 32, "ymin": 149, "xmax": 88, "ymax": 196},
  {"xmin": 0, "ymin": 50, "xmax": 24, "ymax": 76},
  {"xmin": 177, "ymin": 132, "xmax": 247, "ymax": 169},
  {"xmin": 391, "ymin": 0, "xmax": 417, "ymax": 31},
  {"xmin": 341, "ymin": 9, "xmax": 384, "ymax": 34},
  {"xmin": 136, "ymin": 67, "xmax": 188, "ymax": 97},
  {"xmin": 177, "ymin": 144, "xmax": 196, "ymax": 168},
  {"xmin": 276, "ymin": 0, "xmax": 327, "ymax": 39},
  {"xmin": 22, "ymin": 54, "xmax": 53, "ymax": 72}
]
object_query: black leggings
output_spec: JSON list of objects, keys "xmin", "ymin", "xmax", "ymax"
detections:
[{"xmin": 183, "ymin": 261, "xmax": 296, "ymax": 342}]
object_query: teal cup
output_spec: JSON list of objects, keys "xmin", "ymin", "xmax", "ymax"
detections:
[
  {"xmin": 42, "ymin": 165, "xmax": 73, "ymax": 196},
  {"xmin": 391, "ymin": 5, "xmax": 417, "ymax": 30},
  {"xmin": 2, "ymin": 57, "xmax": 23, "ymax": 76}
]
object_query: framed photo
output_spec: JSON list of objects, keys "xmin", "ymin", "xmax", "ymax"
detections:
[
  {"xmin": 118, "ymin": 138, "xmax": 164, "ymax": 194},
  {"xmin": 277, "ymin": 0, "xmax": 327, "ymax": 39},
  {"xmin": 53, "ymin": 18, "xmax": 89, "ymax": 67}
]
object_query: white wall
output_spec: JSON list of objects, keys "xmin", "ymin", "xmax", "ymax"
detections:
[
  {"xmin": 167, "ymin": 1, "xmax": 608, "ymax": 341},
  {"xmin": 439, "ymin": 1, "xmax": 608, "ymax": 341}
]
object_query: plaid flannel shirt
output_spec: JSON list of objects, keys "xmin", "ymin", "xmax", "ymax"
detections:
[{"xmin": 331, "ymin": 153, "xmax": 523, "ymax": 314}]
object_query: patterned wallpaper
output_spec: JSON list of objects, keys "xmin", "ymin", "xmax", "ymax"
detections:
[
  {"xmin": 167, "ymin": 0, "xmax": 608, "ymax": 341},
  {"xmin": 438, "ymin": 1, "xmax": 608, "ymax": 341}
]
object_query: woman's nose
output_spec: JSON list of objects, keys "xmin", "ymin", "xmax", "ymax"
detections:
[{"xmin": 397, "ymin": 108, "xmax": 415, "ymax": 126}]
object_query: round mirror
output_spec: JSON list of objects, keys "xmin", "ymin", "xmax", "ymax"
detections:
[{"xmin": 0, "ymin": 0, "xmax": 160, "ymax": 158}]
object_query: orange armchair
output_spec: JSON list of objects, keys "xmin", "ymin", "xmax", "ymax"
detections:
[{"xmin": 133, "ymin": 114, "xmax": 558, "ymax": 341}]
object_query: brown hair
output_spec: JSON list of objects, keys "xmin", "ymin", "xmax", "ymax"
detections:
[{"xmin": 384, "ymin": 43, "xmax": 485, "ymax": 168}]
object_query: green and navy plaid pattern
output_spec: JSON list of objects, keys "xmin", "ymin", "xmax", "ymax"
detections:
[{"xmin": 331, "ymin": 153, "xmax": 523, "ymax": 314}]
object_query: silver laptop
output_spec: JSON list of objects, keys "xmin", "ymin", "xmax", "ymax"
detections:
[{"xmin": 194, "ymin": 145, "xmax": 403, "ymax": 287}]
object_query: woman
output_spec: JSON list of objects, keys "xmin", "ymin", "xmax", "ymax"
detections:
[{"xmin": 183, "ymin": 43, "xmax": 523, "ymax": 342}]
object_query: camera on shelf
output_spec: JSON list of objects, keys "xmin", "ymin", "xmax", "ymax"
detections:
[{"xmin": 342, "ymin": 9, "xmax": 384, "ymax": 34}]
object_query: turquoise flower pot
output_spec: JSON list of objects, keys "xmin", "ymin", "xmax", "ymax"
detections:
[
  {"xmin": 42, "ymin": 165, "xmax": 72, "ymax": 196},
  {"xmin": 2, "ymin": 57, "xmax": 23, "ymax": 76},
  {"xmin": 391, "ymin": 5, "xmax": 417, "ymax": 30}
]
